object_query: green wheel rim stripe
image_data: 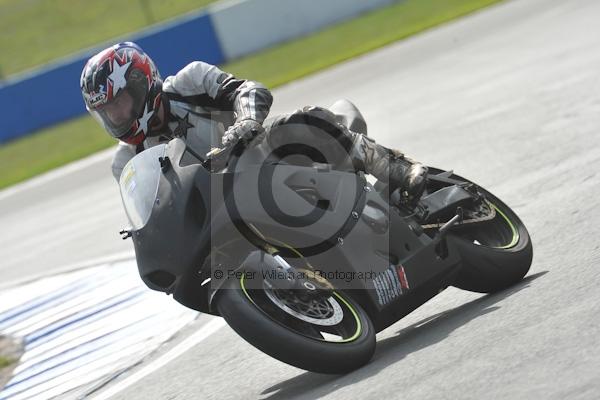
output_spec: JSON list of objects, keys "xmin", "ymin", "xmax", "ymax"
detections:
[
  {"xmin": 240, "ymin": 275, "xmax": 363, "ymax": 343},
  {"xmin": 332, "ymin": 291, "xmax": 363, "ymax": 343},
  {"xmin": 240, "ymin": 274, "xmax": 251, "ymax": 299},
  {"xmin": 490, "ymin": 203, "xmax": 519, "ymax": 249}
]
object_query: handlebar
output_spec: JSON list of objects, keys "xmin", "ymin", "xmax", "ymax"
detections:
[
  {"xmin": 202, "ymin": 144, "xmax": 237, "ymax": 172},
  {"xmin": 201, "ymin": 128, "xmax": 263, "ymax": 172}
]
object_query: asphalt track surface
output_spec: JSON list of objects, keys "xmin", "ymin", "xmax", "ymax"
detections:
[{"xmin": 1, "ymin": 0, "xmax": 600, "ymax": 398}]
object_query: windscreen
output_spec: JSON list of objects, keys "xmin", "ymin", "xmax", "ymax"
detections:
[{"xmin": 119, "ymin": 144, "xmax": 166, "ymax": 230}]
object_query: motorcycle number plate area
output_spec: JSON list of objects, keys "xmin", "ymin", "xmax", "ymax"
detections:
[
  {"xmin": 372, "ymin": 241, "xmax": 460, "ymax": 307},
  {"xmin": 372, "ymin": 264, "xmax": 411, "ymax": 306}
]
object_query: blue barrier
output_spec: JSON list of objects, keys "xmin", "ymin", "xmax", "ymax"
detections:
[{"xmin": 0, "ymin": 11, "xmax": 224, "ymax": 144}]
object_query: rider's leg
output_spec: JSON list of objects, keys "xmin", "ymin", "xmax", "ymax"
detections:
[
  {"xmin": 348, "ymin": 132, "xmax": 427, "ymax": 208},
  {"xmin": 265, "ymin": 105, "xmax": 427, "ymax": 207}
]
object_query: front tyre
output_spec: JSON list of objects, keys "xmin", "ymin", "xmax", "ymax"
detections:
[{"xmin": 214, "ymin": 275, "xmax": 376, "ymax": 374}]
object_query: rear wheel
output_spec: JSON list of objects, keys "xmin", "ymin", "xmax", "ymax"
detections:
[
  {"xmin": 447, "ymin": 185, "xmax": 533, "ymax": 293},
  {"xmin": 215, "ymin": 275, "xmax": 376, "ymax": 374}
]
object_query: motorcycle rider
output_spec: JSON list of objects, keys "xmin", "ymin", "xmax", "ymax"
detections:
[{"xmin": 80, "ymin": 42, "xmax": 427, "ymax": 207}]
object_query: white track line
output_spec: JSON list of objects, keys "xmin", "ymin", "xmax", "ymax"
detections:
[
  {"xmin": 0, "ymin": 251, "xmax": 134, "ymax": 291},
  {"xmin": 0, "ymin": 147, "xmax": 115, "ymax": 202},
  {"xmin": 90, "ymin": 318, "xmax": 226, "ymax": 400}
]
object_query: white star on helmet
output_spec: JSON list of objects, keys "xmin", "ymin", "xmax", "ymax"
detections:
[
  {"xmin": 135, "ymin": 103, "xmax": 154, "ymax": 135},
  {"xmin": 108, "ymin": 59, "xmax": 132, "ymax": 96}
]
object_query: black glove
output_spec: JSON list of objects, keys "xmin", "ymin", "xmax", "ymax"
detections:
[{"xmin": 221, "ymin": 119, "xmax": 264, "ymax": 147}]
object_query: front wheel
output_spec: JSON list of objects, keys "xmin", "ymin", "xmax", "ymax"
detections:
[{"xmin": 214, "ymin": 275, "xmax": 376, "ymax": 374}]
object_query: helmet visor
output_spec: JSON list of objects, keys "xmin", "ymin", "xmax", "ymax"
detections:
[{"xmin": 89, "ymin": 71, "xmax": 149, "ymax": 139}]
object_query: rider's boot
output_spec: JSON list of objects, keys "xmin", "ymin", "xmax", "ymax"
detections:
[{"xmin": 349, "ymin": 133, "xmax": 428, "ymax": 208}]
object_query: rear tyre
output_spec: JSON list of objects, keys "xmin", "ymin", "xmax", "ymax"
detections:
[
  {"xmin": 448, "ymin": 186, "xmax": 533, "ymax": 293},
  {"xmin": 215, "ymin": 275, "xmax": 376, "ymax": 374}
]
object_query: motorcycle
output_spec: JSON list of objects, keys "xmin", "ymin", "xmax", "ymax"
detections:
[{"xmin": 118, "ymin": 134, "xmax": 532, "ymax": 374}]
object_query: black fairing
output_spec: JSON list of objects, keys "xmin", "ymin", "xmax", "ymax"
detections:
[
  {"xmin": 131, "ymin": 140, "xmax": 209, "ymax": 297},
  {"xmin": 129, "ymin": 139, "xmax": 466, "ymax": 329}
]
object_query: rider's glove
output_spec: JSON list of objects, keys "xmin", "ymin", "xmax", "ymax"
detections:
[{"xmin": 221, "ymin": 119, "xmax": 264, "ymax": 147}]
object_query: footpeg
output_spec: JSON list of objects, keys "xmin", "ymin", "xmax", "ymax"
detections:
[{"xmin": 434, "ymin": 209, "xmax": 463, "ymax": 258}]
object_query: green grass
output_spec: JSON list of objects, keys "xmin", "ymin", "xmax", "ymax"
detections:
[
  {"xmin": 0, "ymin": 0, "xmax": 504, "ymax": 189},
  {"xmin": 0, "ymin": 0, "xmax": 217, "ymax": 78},
  {"xmin": 0, "ymin": 118, "xmax": 115, "ymax": 188},
  {"xmin": 0, "ymin": 356, "xmax": 13, "ymax": 369}
]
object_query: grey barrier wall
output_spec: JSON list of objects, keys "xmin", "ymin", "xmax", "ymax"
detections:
[{"xmin": 210, "ymin": 0, "xmax": 397, "ymax": 60}]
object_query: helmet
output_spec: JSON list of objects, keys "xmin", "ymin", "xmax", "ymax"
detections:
[{"xmin": 80, "ymin": 42, "xmax": 162, "ymax": 145}]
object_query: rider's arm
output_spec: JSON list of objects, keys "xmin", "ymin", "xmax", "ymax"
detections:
[
  {"xmin": 215, "ymin": 72, "xmax": 273, "ymax": 124},
  {"xmin": 111, "ymin": 142, "xmax": 136, "ymax": 181},
  {"xmin": 162, "ymin": 61, "xmax": 273, "ymax": 124}
]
